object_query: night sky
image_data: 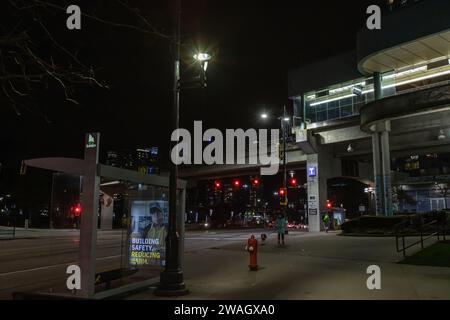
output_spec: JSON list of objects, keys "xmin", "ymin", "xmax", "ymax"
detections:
[{"xmin": 0, "ymin": 0, "xmax": 384, "ymax": 180}]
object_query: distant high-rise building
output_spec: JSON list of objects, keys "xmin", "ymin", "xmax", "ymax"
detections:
[
  {"xmin": 106, "ymin": 151, "xmax": 120, "ymax": 167},
  {"xmin": 105, "ymin": 148, "xmax": 160, "ymax": 174}
]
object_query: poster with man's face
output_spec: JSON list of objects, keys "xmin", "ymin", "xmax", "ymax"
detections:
[{"xmin": 129, "ymin": 200, "xmax": 169, "ymax": 267}]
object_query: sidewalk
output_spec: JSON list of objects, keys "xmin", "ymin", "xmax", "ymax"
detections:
[{"xmin": 127, "ymin": 232, "xmax": 450, "ymax": 300}]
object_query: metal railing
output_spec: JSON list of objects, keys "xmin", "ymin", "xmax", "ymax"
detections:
[{"xmin": 395, "ymin": 219, "xmax": 447, "ymax": 257}]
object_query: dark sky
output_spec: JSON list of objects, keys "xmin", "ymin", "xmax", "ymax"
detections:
[{"xmin": 0, "ymin": 0, "xmax": 384, "ymax": 168}]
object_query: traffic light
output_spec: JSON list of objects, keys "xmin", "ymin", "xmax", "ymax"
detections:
[
  {"xmin": 252, "ymin": 178, "xmax": 260, "ymax": 186},
  {"xmin": 233, "ymin": 179, "xmax": 241, "ymax": 188},
  {"xmin": 214, "ymin": 180, "xmax": 222, "ymax": 189},
  {"xmin": 72, "ymin": 203, "xmax": 82, "ymax": 217},
  {"xmin": 289, "ymin": 178, "xmax": 298, "ymax": 187},
  {"xmin": 279, "ymin": 187, "xmax": 288, "ymax": 206},
  {"xmin": 326, "ymin": 200, "xmax": 332, "ymax": 209}
]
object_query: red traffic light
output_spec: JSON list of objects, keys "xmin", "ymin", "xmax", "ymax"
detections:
[
  {"xmin": 72, "ymin": 204, "xmax": 82, "ymax": 217},
  {"xmin": 214, "ymin": 180, "xmax": 222, "ymax": 189},
  {"xmin": 279, "ymin": 188, "xmax": 288, "ymax": 205},
  {"xmin": 326, "ymin": 200, "xmax": 332, "ymax": 209},
  {"xmin": 253, "ymin": 178, "xmax": 260, "ymax": 186},
  {"xmin": 233, "ymin": 179, "xmax": 241, "ymax": 187},
  {"xmin": 290, "ymin": 178, "xmax": 298, "ymax": 186}
]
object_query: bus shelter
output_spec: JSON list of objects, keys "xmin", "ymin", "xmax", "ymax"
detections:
[{"xmin": 15, "ymin": 133, "xmax": 186, "ymax": 299}]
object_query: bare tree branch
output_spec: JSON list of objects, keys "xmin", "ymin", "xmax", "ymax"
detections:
[{"xmin": 1, "ymin": 0, "xmax": 168, "ymax": 121}]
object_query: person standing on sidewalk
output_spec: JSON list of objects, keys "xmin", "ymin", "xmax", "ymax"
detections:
[
  {"xmin": 322, "ymin": 211, "xmax": 331, "ymax": 233},
  {"xmin": 276, "ymin": 214, "xmax": 287, "ymax": 246}
]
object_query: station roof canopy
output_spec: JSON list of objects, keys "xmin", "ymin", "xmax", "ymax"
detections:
[
  {"xmin": 357, "ymin": 0, "xmax": 450, "ymax": 75},
  {"xmin": 359, "ymin": 30, "xmax": 450, "ymax": 75}
]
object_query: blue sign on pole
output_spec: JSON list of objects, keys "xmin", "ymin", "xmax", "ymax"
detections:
[{"xmin": 308, "ymin": 166, "xmax": 317, "ymax": 177}]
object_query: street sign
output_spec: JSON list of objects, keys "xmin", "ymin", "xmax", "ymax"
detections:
[
  {"xmin": 85, "ymin": 134, "xmax": 97, "ymax": 149},
  {"xmin": 308, "ymin": 166, "xmax": 317, "ymax": 177}
]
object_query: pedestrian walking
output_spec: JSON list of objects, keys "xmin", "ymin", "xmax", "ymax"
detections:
[
  {"xmin": 276, "ymin": 214, "xmax": 287, "ymax": 246},
  {"xmin": 322, "ymin": 211, "xmax": 331, "ymax": 233}
]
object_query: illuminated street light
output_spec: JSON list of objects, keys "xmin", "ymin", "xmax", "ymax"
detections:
[
  {"xmin": 194, "ymin": 53, "xmax": 211, "ymax": 72},
  {"xmin": 261, "ymin": 113, "xmax": 268, "ymax": 119},
  {"xmin": 193, "ymin": 52, "xmax": 211, "ymax": 62},
  {"xmin": 364, "ymin": 187, "xmax": 374, "ymax": 193}
]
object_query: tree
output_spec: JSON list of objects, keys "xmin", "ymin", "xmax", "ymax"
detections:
[{"xmin": 0, "ymin": 0, "xmax": 170, "ymax": 122}]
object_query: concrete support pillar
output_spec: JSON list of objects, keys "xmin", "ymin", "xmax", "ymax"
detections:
[
  {"xmin": 381, "ymin": 129, "xmax": 393, "ymax": 216},
  {"xmin": 372, "ymin": 133, "xmax": 384, "ymax": 216},
  {"xmin": 370, "ymin": 72, "xmax": 393, "ymax": 216},
  {"xmin": 306, "ymin": 147, "xmax": 339, "ymax": 232},
  {"xmin": 307, "ymin": 154, "xmax": 321, "ymax": 232},
  {"xmin": 371, "ymin": 121, "xmax": 393, "ymax": 217}
]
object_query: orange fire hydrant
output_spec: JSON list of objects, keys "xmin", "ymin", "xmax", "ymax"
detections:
[{"xmin": 246, "ymin": 235, "xmax": 258, "ymax": 271}]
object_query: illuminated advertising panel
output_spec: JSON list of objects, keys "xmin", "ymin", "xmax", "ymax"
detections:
[{"xmin": 129, "ymin": 200, "xmax": 168, "ymax": 267}]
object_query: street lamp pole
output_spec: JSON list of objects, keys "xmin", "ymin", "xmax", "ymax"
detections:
[
  {"xmin": 282, "ymin": 106, "xmax": 287, "ymax": 193},
  {"xmin": 282, "ymin": 106, "xmax": 288, "ymax": 216},
  {"xmin": 261, "ymin": 107, "xmax": 289, "ymax": 215},
  {"xmin": 155, "ymin": 0, "xmax": 188, "ymax": 296}
]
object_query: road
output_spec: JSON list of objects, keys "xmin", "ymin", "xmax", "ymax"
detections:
[
  {"xmin": 0, "ymin": 230, "xmax": 126, "ymax": 299},
  {"xmin": 1, "ymin": 228, "xmax": 450, "ymax": 299},
  {"xmin": 0, "ymin": 228, "xmax": 268, "ymax": 299}
]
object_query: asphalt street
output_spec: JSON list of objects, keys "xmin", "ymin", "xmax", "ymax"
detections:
[
  {"xmin": 1, "ymin": 228, "xmax": 449, "ymax": 299},
  {"xmin": 0, "ymin": 228, "xmax": 268, "ymax": 299}
]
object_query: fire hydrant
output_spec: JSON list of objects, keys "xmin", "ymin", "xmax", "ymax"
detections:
[{"xmin": 246, "ymin": 235, "xmax": 258, "ymax": 271}]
